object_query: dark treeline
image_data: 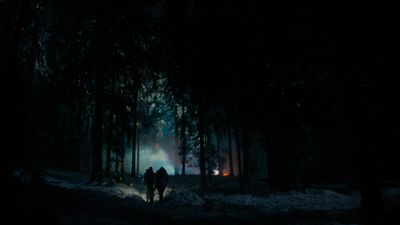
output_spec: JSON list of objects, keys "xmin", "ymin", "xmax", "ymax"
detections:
[{"xmin": 2, "ymin": 0, "xmax": 399, "ymax": 222}]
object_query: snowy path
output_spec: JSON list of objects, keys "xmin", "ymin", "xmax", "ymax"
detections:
[
  {"xmin": 43, "ymin": 170, "xmax": 361, "ymax": 212},
  {"xmin": 40, "ymin": 170, "xmax": 367, "ymax": 224}
]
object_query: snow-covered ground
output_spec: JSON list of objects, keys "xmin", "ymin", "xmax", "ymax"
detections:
[
  {"xmin": 41, "ymin": 170, "xmax": 367, "ymax": 214},
  {"xmin": 384, "ymin": 187, "xmax": 400, "ymax": 198},
  {"xmin": 9, "ymin": 169, "xmax": 399, "ymax": 224},
  {"xmin": 205, "ymin": 189, "xmax": 359, "ymax": 212},
  {"xmin": 43, "ymin": 176, "xmax": 147, "ymax": 200}
]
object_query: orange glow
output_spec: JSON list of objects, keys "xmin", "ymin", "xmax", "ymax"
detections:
[{"xmin": 223, "ymin": 172, "xmax": 229, "ymax": 176}]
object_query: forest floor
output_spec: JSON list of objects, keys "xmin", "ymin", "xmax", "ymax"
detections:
[{"xmin": 8, "ymin": 169, "xmax": 400, "ymax": 225}]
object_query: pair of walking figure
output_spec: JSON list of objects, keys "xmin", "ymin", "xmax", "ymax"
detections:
[{"xmin": 143, "ymin": 166, "xmax": 169, "ymax": 203}]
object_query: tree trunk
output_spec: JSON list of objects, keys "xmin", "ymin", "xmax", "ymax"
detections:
[
  {"xmin": 90, "ymin": 4, "xmax": 113, "ymax": 182},
  {"xmin": 199, "ymin": 104, "xmax": 207, "ymax": 189},
  {"xmin": 1, "ymin": 0, "xmax": 27, "ymax": 78},
  {"xmin": 265, "ymin": 135, "xmax": 275, "ymax": 190},
  {"xmin": 358, "ymin": 125, "xmax": 384, "ymax": 221},
  {"xmin": 115, "ymin": 152, "xmax": 119, "ymax": 174},
  {"xmin": 131, "ymin": 79, "xmax": 139, "ymax": 177},
  {"xmin": 91, "ymin": 66, "xmax": 105, "ymax": 182},
  {"xmin": 216, "ymin": 128, "xmax": 222, "ymax": 176},
  {"xmin": 241, "ymin": 123, "xmax": 250, "ymax": 185},
  {"xmin": 105, "ymin": 142, "xmax": 112, "ymax": 178},
  {"xmin": 215, "ymin": 106, "xmax": 223, "ymax": 176},
  {"xmin": 205, "ymin": 122, "xmax": 213, "ymax": 179},
  {"xmin": 105, "ymin": 77, "xmax": 116, "ymax": 178},
  {"xmin": 181, "ymin": 106, "xmax": 187, "ymax": 176},
  {"xmin": 136, "ymin": 121, "xmax": 140, "ymax": 175},
  {"xmin": 227, "ymin": 121, "xmax": 234, "ymax": 176},
  {"xmin": 360, "ymin": 160, "xmax": 384, "ymax": 222},
  {"xmin": 118, "ymin": 131, "xmax": 126, "ymax": 177},
  {"xmin": 121, "ymin": 148, "xmax": 125, "ymax": 176},
  {"xmin": 173, "ymin": 103, "xmax": 180, "ymax": 174},
  {"xmin": 234, "ymin": 119, "xmax": 244, "ymax": 192}
]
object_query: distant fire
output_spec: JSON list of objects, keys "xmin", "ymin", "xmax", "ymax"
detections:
[{"xmin": 213, "ymin": 169, "xmax": 230, "ymax": 176}]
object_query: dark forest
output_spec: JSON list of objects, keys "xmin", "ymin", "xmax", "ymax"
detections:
[{"xmin": 2, "ymin": 1, "xmax": 399, "ymax": 225}]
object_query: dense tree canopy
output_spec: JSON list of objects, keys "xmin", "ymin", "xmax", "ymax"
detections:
[{"xmin": 2, "ymin": 1, "xmax": 399, "ymax": 223}]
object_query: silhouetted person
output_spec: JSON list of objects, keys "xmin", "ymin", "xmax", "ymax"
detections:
[
  {"xmin": 155, "ymin": 167, "xmax": 169, "ymax": 203},
  {"xmin": 143, "ymin": 167, "xmax": 155, "ymax": 203}
]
